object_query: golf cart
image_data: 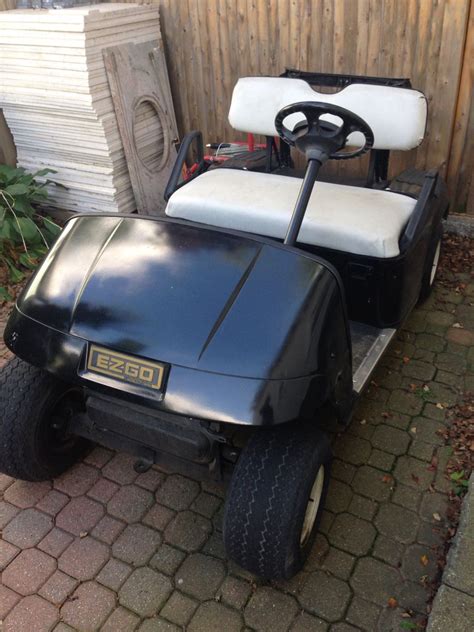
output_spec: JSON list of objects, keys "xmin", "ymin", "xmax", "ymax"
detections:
[{"xmin": 0, "ymin": 72, "xmax": 448, "ymax": 580}]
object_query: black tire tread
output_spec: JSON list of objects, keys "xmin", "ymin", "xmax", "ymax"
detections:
[
  {"xmin": 223, "ymin": 423, "xmax": 331, "ymax": 579},
  {"xmin": 0, "ymin": 357, "xmax": 84, "ymax": 481}
]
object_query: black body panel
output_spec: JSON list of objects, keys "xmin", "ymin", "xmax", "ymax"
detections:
[{"xmin": 5, "ymin": 216, "xmax": 351, "ymax": 426}]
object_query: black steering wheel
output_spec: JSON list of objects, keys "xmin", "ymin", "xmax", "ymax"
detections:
[{"xmin": 275, "ymin": 101, "xmax": 374, "ymax": 161}]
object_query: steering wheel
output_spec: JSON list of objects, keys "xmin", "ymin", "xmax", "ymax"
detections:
[{"xmin": 275, "ymin": 101, "xmax": 374, "ymax": 161}]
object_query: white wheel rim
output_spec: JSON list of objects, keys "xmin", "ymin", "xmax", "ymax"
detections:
[
  {"xmin": 300, "ymin": 465, "xmax": 325, "ymax": 546},
  {"xmin": 430, "ymin": 241, "xmax": 441, "ymax": 285}
]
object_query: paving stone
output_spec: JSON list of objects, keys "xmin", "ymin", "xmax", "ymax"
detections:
[
  {"xmin": 325, "ymin": 479, "xmax": 353, "ymax": 513},
  {"xmin": 218, "ymin": 575, "xmax": 252, "ymax": 609},
  {"xmin": 423, "ymin": 402, "xmax": 447, "ymax": 422},
  {"xmin": 350, "ymin": 557, "xmax": 402, "ymax": 606},
  {"xmin": 420, "ymin": 492, "xmax": 449, "ymax": 523},
  {"xmin": 56, "ymin": 496, "xmax": 104, "ymax": 536},
  {"xmin": 402, "ymin": 359, "xmax": 437, "ymax": 381},
  {"xmin": 319, "ymin": 510, "xmax": 336, "ymax": 536},
  {"xmin": 107, "ymin": 484, "xmax": 154, "ymax": 523},
  {"xmin": 391, "ymin": 484, "xmax": 421, "ymax": 512},
  {"xmin": 0, "ymin": 540, "xmax": 20, "ymax": 570},
  {"xmin": 352, "ymin": 466, "xmax": 392, "ymax": 501},
  {"xmin": 3, "ymin": 595, "xmax": 59, "ymax": 632},
  {"xmin": 0, "ymin": 585, "xmax": 21, "ymax": 619},
  {"xmin": 202, "ymin": 530, "xmax": 227, "ymax": 559},
  {"xmin": 0, "ymin": 501, "xmax": 19, "ymax": 529},
  {"xmin": 433, "ymin": 446, "xmax": 453, "ymax": 493},
  {"xmin": 212, "ymin": 503, "xmax": 225, "ymax": 532},
  {"xmin": 427, "ymin": 584, "xmax": 474, "ymax": 632},
  {"xmin": 96, "ymin": 558, "xmax": 132, "ymax": 591},
  {"xmin": 409, "ymin": 439, "xmax": 435, "ymax": 462},
  {"xmin": 330, "ymin": 624, "xmax": 359, "ymax": 632},
  {"xmin": 155, "ymin": 474, "xmax": 200, "ymax": 510},
  {"xmin": 299, "ymin": 571, "xmax": 351, "ymax": 622},
  {"xmin": 417, "ymin": 521, "xmax": 447, "ymax": 548},
  {"xmin": 119, "ymin": 567, "xmax": 172, "ymax": 616},
  {"xmin": 84, "ymin": 446, "xmax": 114, "ymax": 468},
  {"xmin": 410, "ymin": 417, "xmax": 445, "ymax": 445},
  {"xmin": 435, "ymin": 369, "xmax": 459, "ymax": 388},
  {"xmin": 189, "ymin": 601, "xmax": 242, "ymax": 632},
  {"xmin": 3, "ymin": 480, "xmax": 51, "ymax": 508},
  {"xmin": 333, "ymin": 434, "xmax": 372, "ymax": 466},
  {"xmin": 372, "ymin": 534, "xmax": 404, "ymax": 566},
  {"xmin": 401, "ymin": 544, "xmax": 438, "ymax": 582},
  {"xmin": 2, "ymin": 548, "xmax": 56, "ymax": 596},
  {"xmin": 0, "ymin": 473, "xmax": 15, "ymax": 492},
  {"xmin": 37, "ymin": 528, "xmax": 74, "ymax": 559},
  {"xmin": 371, "ymin": 425, "xmax": 410, "ymax": 455},
  {"xmin": 143, "ymin": 503, "xmax": 176, "ymax": 531},
  {"xmin": 328, "ymin": 513, "xmax": 376, "ymax": 555},
  {"xmin": 135, "ymin": 468, "xmax": 165, "ymax": 491},
  {"xmin": 87, "ymin": 477, "xmax": 119, "ymax": 503},
  {"xmin": 244, "ymin": 586, "xmax": 298, "ymax": 632},
  {"xmin": 150, "ymin": 543, "xmax": 186, "ymax": 575},
  {"xmin": 2, "ymin": 508, "xmax": 53, "ymax": 548},
  {"xmin": 436, "ymin": 352, "xmax": 468, "ymax": 375},
  {"xmin": 289, "ymin": 612, "xmax": 328, "ymax": 631},
  {"xmin": 54, "ymin": 463, "xmax": 99, "ymax": 497},
  {"xmin": 367, "ymin": 449, "xmax": 395, "ymax": 471},
  {"xmin": 160, "ymin": 590, "xmax": 198, "ymax": 625},
  {"xmin": 164, "ymin": 510, "xmax": 212, "ymax": 551},
  {"xmin": 321, "ymin": 546, "xmax": 355, "ymax": 580},
  {"xmin": 91, "ymin": 514, "xmax": 126, "ymax": 544},
  {"xmin": 58, "ymin": 536, "xmax": 109, "ymax": 581},
  {"xmin": 416, "ymin": 333, "xmax": 446, "ymax": 352},
  {"xmin": 175, "ymin": 552, "xmax": 225, "ymax": 600},
  {"xmin": 346, "ymin": 596, "xmax": 380, "ymax": 631},
  {"xmin": 61, "ymin": 581, "xmax": 115, "ymax": 630},
  {"xmin": 113, "ymin": 523, "xmax": 162, "ymax": 566},
  {"xmin": 398, "ymin": 580, "xmax": 430, "ymax": 614},
  {"xmin": 36, "ymin": 490, "xmax": 69, "ymax": 516},
  {"xmin": 331, "ymin": 459, "xmax": 357, "ymax": 484},
  {"xmin": 102, "ymin": 453, "xmax": 138, "ymax": 485},
  {"xmin": 375, "ymin": 503, "xmax": 420, "ymax": 544},
  {"xmin": 446, "ymin": 326, "xmax": 474, "ymax": 347},
  {"xmin": 39, "ymin": 570, "xmax": 78, "ymax": 605},
  {"xmin": 102, "ymin": 607, "xmax": 140, "ymax": 632},
  {"xmin": 305, "ymin": 533, "xmax": 330, "ymax": 571},
  {"xmin": 191, "ymin": 491, "xmax": 222, "ymax": 518},
  {"xmin": 138, "ymin": 617, "xmax": 180, "ymax": 632},
  {"xmin": 388, "ymin": 389, "xmax": 424, "ymax": 416},
  {"xmin": 424, "ymin": 381, "xmax": 458, "ymax": 406},
  {"xmin": 348, "ymin": 494, "xmax": 378, "ymax": 521},
  {"xmin": 393, "ymin": 455, "xmax": 435, "ymax": 490}
]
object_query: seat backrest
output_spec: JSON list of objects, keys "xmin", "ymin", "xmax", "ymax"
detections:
[{"xmin": 228, "ymin": 77, "xmax": 427, "ymax": 151}]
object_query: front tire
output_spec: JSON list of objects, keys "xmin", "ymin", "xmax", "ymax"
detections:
[
  {"xmin": 0, "ymin": 357, "xmax": 89, "ymax": 481},
  {"xmin": 223, "ymin": 422, "xmax": 331, "ymax": 579}
]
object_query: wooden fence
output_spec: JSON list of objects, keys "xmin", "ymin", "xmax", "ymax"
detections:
[{"xmin": 1, "ymin": 0, "xmax": 473, "ymax": 213}]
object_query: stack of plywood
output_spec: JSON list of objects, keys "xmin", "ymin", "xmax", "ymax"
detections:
[{"xmin": 0, "ymin": 3, "xmax": 164, "ymax": 213}]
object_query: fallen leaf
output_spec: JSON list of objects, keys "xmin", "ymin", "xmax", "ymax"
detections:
[
  {"xmin": 410, "ymin": 427, "xmax": 417, "ymax": 434},
  {"xmin": 436, "ymin": 403, "xmax": 444, "ymax": 410},
  {"xmin": 411, "ymin": 473, "xmax": 420, "ymax": 484},
  {"xmin": 403, "ymin": 356, "xmax": 410, "ymax": 364},
  {"xmin": 387, "ymin": 597, "xmax": 398, "ymax": 608},
  {"xmin": 79, "ymin": 531, "xmax": 88, "ymax": 538},
  {"xmin": 452, "ymin": 322, "xmax": 463, "ymax": 328},
  {"xmin": 360, "ymin": 419, "xmax": 367, "ymax": 425},
  {"xmin": 433, "ymin": 512, "xmax": 441, "ymax": 522},
  {"xmin": 420, "ymin": 554, "xmax": 429, "ymax": 566},
  {"xmin": 382, "ymin": 474, "xmax": 393, "ymax": 484},
  {"xmin": 423, "ymin": 385, "xmax": 430, "ymax": 392}
]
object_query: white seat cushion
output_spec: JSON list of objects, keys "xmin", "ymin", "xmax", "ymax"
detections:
[{"xmin": 166, "ymin": 169, "xmax": 417, "ymax": 258}]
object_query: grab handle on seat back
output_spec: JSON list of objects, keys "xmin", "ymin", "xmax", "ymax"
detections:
[{"xmin": 164, "ymin": 131, "xmax": 206, "ymax": 201}]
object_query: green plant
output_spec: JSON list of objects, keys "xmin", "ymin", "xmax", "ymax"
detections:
[
  {"xmin": 0, "ymin": 164, "xmax": 61, "ymax": 301},
  {"xmin": 450, "ymin": 470, "xmax": 470, "ymax": 495}
]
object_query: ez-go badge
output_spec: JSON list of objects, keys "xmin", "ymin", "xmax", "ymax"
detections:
[{"xmin": 87, "ymin": 344, "xmax": 165, "ymax": 390}]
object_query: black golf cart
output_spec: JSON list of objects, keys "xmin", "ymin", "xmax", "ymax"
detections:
[{"xmin": 0, "ymin": 71, "xmax": 448, "ymax": 580}]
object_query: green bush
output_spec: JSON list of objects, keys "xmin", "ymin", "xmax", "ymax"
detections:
[{"xmin": 0, "ymin": 164, "xmax": 61, "ymax": 302}]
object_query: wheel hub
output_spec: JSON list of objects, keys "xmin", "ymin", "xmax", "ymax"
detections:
[{"xmin": 300, "ymin": 465, "xmax": 325, "ymax": 546}]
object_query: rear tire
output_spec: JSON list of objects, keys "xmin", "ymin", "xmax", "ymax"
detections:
[
  {"xmin": 0, "ymin": 357, "xmax": 89, "ymax": 481},
  {"xmin": 223, "ymin": 422, "xmax": 331, "ymax": 579}
]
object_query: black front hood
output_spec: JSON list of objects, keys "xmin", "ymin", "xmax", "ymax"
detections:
[{"xmin": 16, "ymin": 216, "xmax": 340, "ymax": 380}]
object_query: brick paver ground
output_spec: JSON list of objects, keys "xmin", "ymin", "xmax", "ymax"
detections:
[{"xmin": 0, "ymin": 262, "xmax": 473, "ymax": 632}]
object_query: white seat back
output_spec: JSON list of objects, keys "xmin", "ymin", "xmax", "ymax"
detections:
[{"xmin": 228, "ymin": 77, "xmax": 427, "ymax": 151}]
